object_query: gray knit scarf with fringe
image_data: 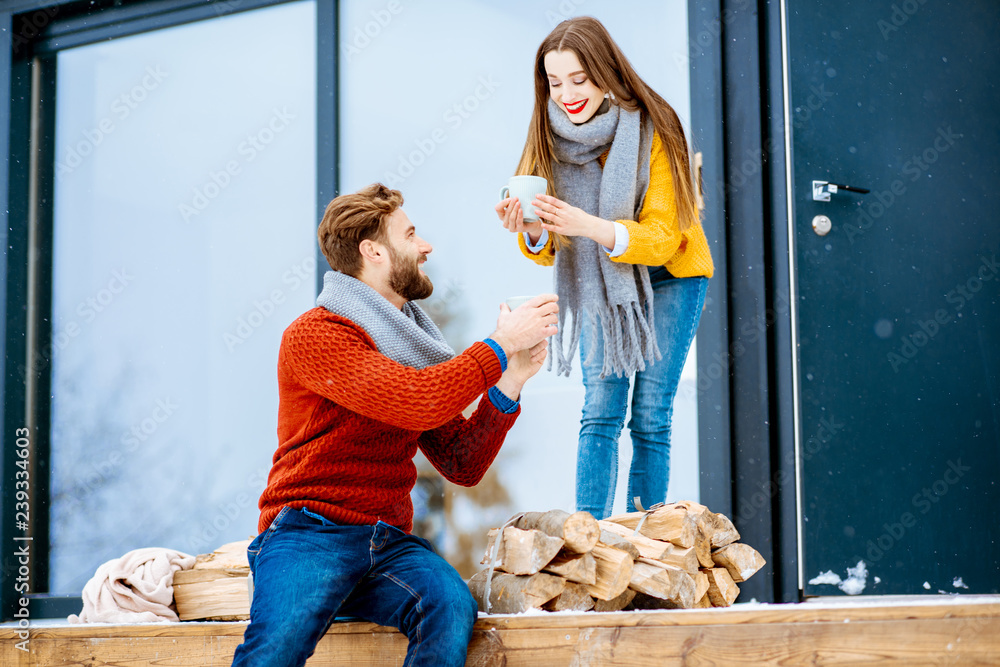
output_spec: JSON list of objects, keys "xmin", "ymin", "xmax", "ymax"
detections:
[
  {"xmin": 548, "ymin": 97, "xmax": 659, "ymax": 378},
  {"xmin": 316, "ymin": 270, "xmax": 454, "ymax": 369}
]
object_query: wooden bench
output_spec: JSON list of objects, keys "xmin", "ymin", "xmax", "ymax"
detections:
[{"xmin": 2, "ymin": 596, "xmax": 999, "ymax": 665}]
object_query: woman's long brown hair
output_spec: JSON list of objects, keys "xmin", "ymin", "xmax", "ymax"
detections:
[{"xmin": 516, "ymin": 16, "xmax": 700, "ymax": 233}]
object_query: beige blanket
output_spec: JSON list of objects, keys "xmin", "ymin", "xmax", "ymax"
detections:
[{"xmin": 68, "ymin": 547, "xmax": 195, "ymax": 623}]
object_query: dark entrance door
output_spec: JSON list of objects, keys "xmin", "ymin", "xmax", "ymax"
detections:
[{"xmin": 787, "ymin": 1, "xmax": 1000, "ymax": 595}]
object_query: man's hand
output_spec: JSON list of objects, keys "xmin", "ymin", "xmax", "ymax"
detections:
[
  {"xmin": 489, "ymin": 294, "xmax": 558, "ymax": 357},
  {"xmin": 493, "ymin": 340, "xmax": 548, "ymax": 402}
]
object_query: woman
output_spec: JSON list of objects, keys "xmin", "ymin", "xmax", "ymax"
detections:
[{"xmin": 496, "ymin": 16, "xmax": 714, "ymax": 519}]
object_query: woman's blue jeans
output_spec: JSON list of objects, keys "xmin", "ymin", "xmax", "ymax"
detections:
[
  {"xmin": 231, "ymin": 506, "xmax": 478, "ymax": 667},
  {"xmin": 576, "ymin": 270, "xmax": 708, "ymax": 519}
]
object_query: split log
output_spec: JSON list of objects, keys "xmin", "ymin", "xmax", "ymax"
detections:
[
  {"xmin": 599, "ymin": 529, "xmax": 641, "ymax": 560},
  {"xmin": 542, "ymin": 582, "xmax": 596, "ymax": 612},
  {"xmin": 709, "ymin": 512, "xmax": 740, "ymax": 548},
  {"xmin": 542, "ymin": 551, "xmax": 597, "ymax": 586},
  {"xmin": 515, "ymin": 510, "xmax": 600, "ymax": 554},
  {"xmin": 592, "ymin": 588, "xmax": 636, "ymax": 612},
  {"xmin": 584, "ymin": 545, "xmax": 634, "ymax": 601},
  {"xmin": 705, "ymin": 567, "xmax": 740, "ymax": 606},
  {"xmin": 712, "ymin": 543, "xmax": 766, "ymax": 583},
  {"xmin": 481, "ymin": 527, "xmax": 564, "ymax": 575},
  {"xmin": 629, "ymin": 561, "xmax": 696, "ymax": 609},
  {"xmin": 600, "ymin": 521, "xmax": 699, "ymax": 572},
  {"xmin": 468, "ymin": 570, "xmax": 565, "ymax": 614},
  {"xmin": 694, "ymin": 525, "xmax": 716, "ymax": 569},
  {"xmin": 694, "ymin": 593, "xmax": 713, "ymax": 608},
  {"xmin": 173, "ymin": 540, "xmax": 253, "ymax": 621},
  {"xmin": 598, "ymin": 521, "xmax": 672, "ymax": 560},
  {"xmin": 692, "ymin": 570, "xmax": 710, "ymax": 602},
  {"xmin": 605, "ymin": 505, "xmax": 699, "ymax": 548},
  {"xmin": 173, "ymin": 568, "xmax": 251, "ymax": 621}
]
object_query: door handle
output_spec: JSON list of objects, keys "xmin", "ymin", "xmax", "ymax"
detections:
[{"xmin": 812, "ymin": 180, "xmax": 870, "ymax": 202}]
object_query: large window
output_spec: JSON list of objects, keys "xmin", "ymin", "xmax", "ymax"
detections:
[
  {"xmin": 339, "ymin": 0, "xmax": 697, "ymax": 572},
  {"xmin": 47, "ymin": 0, "xmax": 317, "ymax": 594}
]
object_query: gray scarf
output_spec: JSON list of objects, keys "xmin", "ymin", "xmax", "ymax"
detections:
[
  {"xmin": 316, "ymin": 270, "xmax": 454, "ymax": 369},
  {"xmin": 548, "ymin": 98, "xmax": 659, "ymax": 378}
]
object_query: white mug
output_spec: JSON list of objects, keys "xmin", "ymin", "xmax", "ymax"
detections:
[
  {"xmin": 499, "ymin": 175, "xmax": 548, "ymax": 222},
  {"xmin": 505, "ymin": 295, "xmax": 536, "ymax": 310}
]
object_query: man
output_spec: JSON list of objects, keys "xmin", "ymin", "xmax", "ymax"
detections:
[{"xmin": 231, "ymin": 183, "xmax": 558, "ymax": 666}]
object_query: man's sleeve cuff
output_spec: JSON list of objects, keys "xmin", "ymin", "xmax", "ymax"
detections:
[
  {"xmin": 487, "ymin": 385, "xmax": 520, "ymax": 414},
  {"xmin": 482, "ymin": 337, "xmax": 508, "ymax": 372}
]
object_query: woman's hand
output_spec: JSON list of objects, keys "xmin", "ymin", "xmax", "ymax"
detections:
[
  {"xmin": 532, "ymin": 194, "xmax": 616, "ymax": 250},
  {"xmin": 496, "ymin": 196, "xmax": 544, "ymax": 242}
]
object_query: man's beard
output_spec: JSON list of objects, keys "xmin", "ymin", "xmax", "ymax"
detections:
[{"xmin": 388, "ymin": 245, "xmax": 434, "ymax": 301}]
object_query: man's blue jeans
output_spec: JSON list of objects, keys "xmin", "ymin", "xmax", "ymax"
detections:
[
  {"xmin": 231, "ymin": 506, "xmax": 478, "ymax": 667},
  {"xmin": 576, "ymin": 270, "xmax": 708, "ymax": 519}
]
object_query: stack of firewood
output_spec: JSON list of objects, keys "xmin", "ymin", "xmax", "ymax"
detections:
[{"xmin": 468, "ymin": 501, "xmax": 765, "ymax": 613}]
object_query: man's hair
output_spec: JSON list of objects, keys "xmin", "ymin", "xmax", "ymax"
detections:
[{"xmin": 317, "ymin": 183, "xmax": 404, "ymax": 277}]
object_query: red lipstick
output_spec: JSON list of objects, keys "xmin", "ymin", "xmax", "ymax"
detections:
[{"xmin": 564, "ymin": 99, "xmax": 588, "ymax": 114}]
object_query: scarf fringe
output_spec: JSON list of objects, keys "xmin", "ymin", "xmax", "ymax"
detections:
[{"xmin": 552, "ymin": 301, "xmax": 661, "ymax": 379}]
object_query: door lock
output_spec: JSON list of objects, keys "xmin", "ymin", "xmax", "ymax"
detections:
[
  {"xmin": 812, "ymin": 180, "xmax": 871, "ymax": 202},
  {"xmin": 812, "ymin": 214, "xmax": 833, "ymax": 236}
]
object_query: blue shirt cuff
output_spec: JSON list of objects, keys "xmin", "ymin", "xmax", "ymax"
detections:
[
  {"xmin": 523, "ymin": 230, "xmax": 549, "ymax": 253},
  {"xmin": 607, "ymin": 221, "xmax": 629, "ymax": 257},
  {"xmin": 488, "ymin": 385, "xmax": 520, "ymax": 414},
  {"xmin": 482, "ymin": 337, "xmax": 508, "ymax": 372}
]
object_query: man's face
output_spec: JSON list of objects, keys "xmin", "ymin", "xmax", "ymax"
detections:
[{"xmin": 385, "ymin": 209, "xmax": 433, "ymax": 302}]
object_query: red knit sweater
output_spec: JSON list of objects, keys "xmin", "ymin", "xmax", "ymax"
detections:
[{"xmin": 257, "ymin": 307, "xmax": 518, "ymax": 534}]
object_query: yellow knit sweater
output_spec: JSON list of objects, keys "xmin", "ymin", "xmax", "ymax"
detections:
[{"xmin": 517, "ymin": 132, "xmax": 714, "ymax": 279}]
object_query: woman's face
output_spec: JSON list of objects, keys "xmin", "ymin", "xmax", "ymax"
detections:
[{"xmin": 544, "ymin": 49, "xmax": 607, "ymax": 124}]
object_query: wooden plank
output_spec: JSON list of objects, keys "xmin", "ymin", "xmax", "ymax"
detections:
[
  {"xmin": 6, "ymin": 612, "xmax": 999, "ymax": 666},
  {"xmin": 467, "ymin": 617, "xmax": 1000, "ymax": 666}
]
